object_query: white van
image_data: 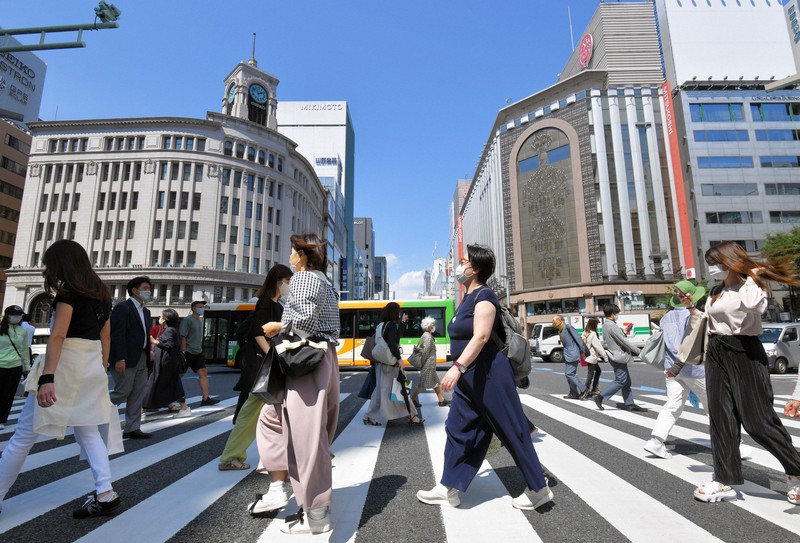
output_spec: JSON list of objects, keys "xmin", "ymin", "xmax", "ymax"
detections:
[{"xmin": 530, "ymin": 314, "xmax": 651, "ymax": 363}]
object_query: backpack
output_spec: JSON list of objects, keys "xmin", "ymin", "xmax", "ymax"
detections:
[
  {"xmin": 234, "ymin": 312, "xmax": 255, "ymax": 344},
  {"xmin": 468, "ymin": 288, "xmax": 532, "ymax": 388},
  {"xmin": 492, "ymin": 306, "xmax": 532, "ymax": 389}
]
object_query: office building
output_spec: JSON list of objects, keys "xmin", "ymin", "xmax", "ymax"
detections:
[
  {"xmin": 5, "ymin": 58, "xmax": 327, "ymax": 324},
  {"xmin": 277, "ymin": 101, "xmax": 355, "ymax": 298}
]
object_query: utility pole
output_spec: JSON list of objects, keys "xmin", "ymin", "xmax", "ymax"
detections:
[{"xmin": 0, "ymin": 2, "xmax": 121, "ymax": 53}]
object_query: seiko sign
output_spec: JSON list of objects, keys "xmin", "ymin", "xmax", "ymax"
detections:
[{"xmin": 0, "ymin": 34, "xmax": 46, "ymax": 122}]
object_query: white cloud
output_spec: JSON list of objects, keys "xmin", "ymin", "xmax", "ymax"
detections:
[
  {"xmin": 391, "ymin": 270, "xmax": 426, "ymax": 300},
  {"xmin": 384, "ymin": 253, "xmax": 399, "ymax": 268}
]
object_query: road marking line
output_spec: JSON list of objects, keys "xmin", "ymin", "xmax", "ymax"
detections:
[{"xmin": 523, "ymin": 396, "xmax": 800, "ymax": 535}]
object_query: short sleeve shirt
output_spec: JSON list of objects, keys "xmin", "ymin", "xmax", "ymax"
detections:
[
  {"xmin": 53, "ymin": 290, "xmax": 111, "ymax": 340},
  {"xmin": 179, "ymin": 316, "xmax": 203, "ymax": 354}
]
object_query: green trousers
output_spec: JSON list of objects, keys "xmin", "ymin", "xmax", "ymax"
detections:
[{"xmin": 220, "ymin": 394, "xmax": 264, "ymax": 463}]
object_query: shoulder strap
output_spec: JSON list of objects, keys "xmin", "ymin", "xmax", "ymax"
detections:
[{"xmin": 6, "ymin": 327, "xmax": 23, "ymax": 359}]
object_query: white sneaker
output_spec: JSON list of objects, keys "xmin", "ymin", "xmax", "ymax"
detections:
[
  {"xmin": 168, "ymin": 402, "xmax": 180, "ymax": 410},
  {"xmin": 0, "ymin": 423, "xmax": 5, "ymax": 430},
  {"xmin": 248, "ymin": 483, "xmax": 293, "ymax": 517},
  {"xmin": 280, "ymin": 506, "xmax": 331, "ymax": 534},
  {"xmin": 173, "ymin": 407, "xmax": 192, "ymax": 418},
  {"xmin": 512, "ymin": 485, "xmax": 553, "ymax": 510},
  {"xmin": 417, "ymin": 483, "xmax": 460, "ymax": 507},
  {"xmin": 644, "ymin": 438, "xmax": 672, "ymax": 459}
]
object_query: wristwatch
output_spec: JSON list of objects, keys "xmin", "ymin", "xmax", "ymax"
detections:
[{"xmin": 453, "ymin": 361, "xmax": 467, "ymax": 374}]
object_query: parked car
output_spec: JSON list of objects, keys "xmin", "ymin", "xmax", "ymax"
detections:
[
  {"xmin": 759, "ymin": 323, "xmax": 800, "ymax": 374},
  {"xmin": 30, "ymin": 328, "xmax": 50, "ymax": 364}
]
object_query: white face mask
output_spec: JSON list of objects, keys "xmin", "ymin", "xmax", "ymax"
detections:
[
  {"xmin": 454, "ymin": 263, "xmax": 473, "ymax": 286},
  {"xmin": 137, "ymin": 290, "xmax": 152, "ymax": 303},
  {"xmin": 708, "ymin": 264, "xmax": 729, "ymax": 281},
  {"xmin": 279, "ymin": 283, "xmax": 291, "ymax": 298},
  {"xmin": 8, "ymin": 316, "xmax": 21, "ymax": 325}
]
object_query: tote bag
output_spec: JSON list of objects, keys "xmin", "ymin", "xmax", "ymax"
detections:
[
  {"xmin": 250, "ymin": 350, "xmax": 286, "ymax": 405},
  {"xmin": 372, "ymin": 323, "xmax": 399, "ymax": 366}
]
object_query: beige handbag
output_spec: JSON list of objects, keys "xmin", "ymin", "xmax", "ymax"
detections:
[{"xmin": 674, "ymin": 313, "xmax": 707, "ymax": 373}]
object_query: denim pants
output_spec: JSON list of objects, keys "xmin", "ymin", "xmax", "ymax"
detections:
[
  {"xmin": 564, "ymin": 360, "xmax": 586, "ymax": 396},
  {"xmin": 599, "ymin": 361, "xmax": 634, "ymax": 405}
]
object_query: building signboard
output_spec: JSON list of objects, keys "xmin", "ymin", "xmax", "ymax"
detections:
[
  {"xmin": 578, "ymin": 34, "xmax": 593, "ymax": 69},
  {"xmin": 0, "ymin": 35, "xmax": 46, "ymax": 122},
  {"xmin": 661, "ymin": 80, "xmax": 695, "ymax": 279},
  {"xmin": 785, "ymin": 0, "xmax": 800, "ymax": 73}
]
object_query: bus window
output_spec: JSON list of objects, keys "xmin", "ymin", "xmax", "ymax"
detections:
[
  {"xmin": 356, "ymin": 309, "xmax": 381, "ymax": 338},
  {"xmin": 202, "ymin": 314, "xmax": 229, "ymax": 363},
  {"xmin": 339, "ymin": 309, "xmax": 355, "ymax": 339},
  {"xmin": 400, "ymin": 308, "xmax": 445, "ymax": 338}
]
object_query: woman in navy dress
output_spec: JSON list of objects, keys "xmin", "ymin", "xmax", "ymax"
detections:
[{"xmin": 417, "ymin": 244, "xmax": 552, "ymax": 510}]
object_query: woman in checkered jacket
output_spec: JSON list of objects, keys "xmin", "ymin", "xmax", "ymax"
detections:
[{"xmin": 261, "ymin": 233, "xmax": 339, "ymax": 535}]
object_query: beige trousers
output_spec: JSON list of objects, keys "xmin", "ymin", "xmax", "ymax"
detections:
[{"xmin": 283, "ymin": 344, "xmax": 340, "ymax": 509}]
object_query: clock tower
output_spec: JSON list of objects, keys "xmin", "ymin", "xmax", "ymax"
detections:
[{"xmin": 222, "ymin": 56, "xmax": 279, "ymax": 130}]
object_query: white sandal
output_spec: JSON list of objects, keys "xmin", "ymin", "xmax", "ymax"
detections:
[
  {"xmin": 693, "ymin": 481, "xmax": 736, "ymax": 503},
  {"xmin": 788, "ymin": 475, "xmax": 800, "ymax": 506}
]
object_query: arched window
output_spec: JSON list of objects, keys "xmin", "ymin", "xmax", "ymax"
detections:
[
  {"xmin": 235, "ymin": 143, "xmax": 245, "ymax": 159},
  {"xmin": 29, "ymin": 293, "xmax": 54, "ymax": 327},
  {"xmin": 223, "ymin": 141, "xmax": 233, "ymax": 156}
]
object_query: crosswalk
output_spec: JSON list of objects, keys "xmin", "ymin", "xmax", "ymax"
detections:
[{"xmin": 1, "ymin": 381, "xmax": 799, "ymax": 542}]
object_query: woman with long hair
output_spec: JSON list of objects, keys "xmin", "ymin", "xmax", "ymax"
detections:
[
  {"xmin": 363, "ymin": 302, "xmax": 423, "ymax": 425},
  {"xmin": 216, "ymin": 265, "xmax": 292, "ymax": 474},
  {"xmin": 261, "ymin": 234, "xmax": 340, "ymax": 534},
  {"xmin": 0, "ymin": 305, "xmax": 30, "ymax": 430},
  {"xmin": 417, "ymin": 244, "xmax": 552, "ymax": 511},
  {"xmin": 671, "ymin": 241, "xmax": 800, "ymax": 505},
  {"xmin": 580, "ymin": 317, "xmax": 605, "ymax": 399},
  {"xmin": 143, "ymin": 309, "xmax": 190, "ymax": 417},
  {"xmin": 0, "ymin": 240, "xmax": 122, "ymax": 518}
]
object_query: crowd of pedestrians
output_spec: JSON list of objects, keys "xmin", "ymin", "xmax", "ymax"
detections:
[{"xmin": 0, "ymin": 237, "xmax": 799, "ymax": 531}]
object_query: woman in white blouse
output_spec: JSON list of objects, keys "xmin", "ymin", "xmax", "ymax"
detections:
[{"xmin": 672, "ymin": 241, "xmax": 800, "ymax": 506}]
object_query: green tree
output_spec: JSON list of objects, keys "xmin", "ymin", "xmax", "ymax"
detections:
[{"xmin": 762, "ymin": 227, "xmax": 800, "ymax": 317}]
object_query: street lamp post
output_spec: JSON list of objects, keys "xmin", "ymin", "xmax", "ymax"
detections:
[
  {"xmin": 500, "ymin": 274, "xmax": 511, "ymax": 309},
  {"xmin": 0, "ymin": 2, "xmax": 121, "ymax": 53}
]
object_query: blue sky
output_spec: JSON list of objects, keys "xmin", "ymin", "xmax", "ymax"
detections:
[{"xmin": 7, "ymin": 1, "xmax": 597, "ymax": 297}]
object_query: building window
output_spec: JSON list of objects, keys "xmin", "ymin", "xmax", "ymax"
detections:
[
  {"xmin": 165, "ymin": 221, "xmax": 174, "ymax": 238},
  {"xmin": 276, "ymin": 209, "xmax": 281, "ymax": 226},
  {"xmin": 268, "ymin": 154, "xmax": 275, "ymax": 168},
  {"xmin": 190, "ymin": 221, "xmax": 199, "ymax": 240},
  {"xmin": 163, "ymin": 136, "xmax": 172, "ymax": 149},
  {"xmin": 220, "ymin": 196, "xmax": 228, "ymax": 214},
  {"xmin": 755, "ymin": 129, "xmax": 800, "ymax": 141},
  {"xmin": 221, "ymin": 168, "xmax": 231, "ymax": 186},
  {"xmin": 105, "ymin": 221, "xmax": 112, "ymax": 240},
  {"xmin": 234, "ymin": 171, "xmax": 242, "ymax": 188},
  {"xmin": 178, "ymin": 221, "xmax": 186, "ymax": 239},
  {"xmin": 217, "ymin": 224, "xmax": 226, "ymax": 242},
  {"xmin": 216, "ymin": 253, "xmax": 224, "ymax": 269},
  {"xmin": 223, "ymin": 141, "xmax": 233, "ymax": 156},
  {"xmin": 194, "ymin": 164, "xmax": 203, "ymax": 182},
  {"xmin": 256, "ymin": 203, "xmax": 263, "ymax": 220},
  {"xmin": 51, "ymin": 194, "xmax": 59, "ymax": 211},
  {"xmin": 197, "ymin": 138, "xmax": 206, "ymax": 152},
  {"xmin": 770, "ymin": 211, "xmax": 800, "ymax": 224},
  {"xmin": 247, "ymin": 146, "xmax": 255, "ymax": 161},
  {"xmin": 246, "ymin": 174, "xmax": 254, "ymax": 191},
  {"xmin": 182, "ymin": 164, "xmax": 191, "ymax": 182},
  {"xmin": 94, "ymin": 222, "xmax": 102, "ymax": 240},
  {"xmin": 232, "ymin": 198, "xmax": 240, "ymax": 216},
  {"xmin": 131, "ymin": 192, "xmax": 139, "ymax": 209},
  {"xmin": 693, "ymin": 130, "xmax": 749, "ymax": 142},
  {"xmin": 168, "ymin": 191, "xmax": 177, "ymax": 209},
  {"xmin": 116, "ymin": 222, "xmax": 124, "ymax": 240},
  {"xmin": 188, "ymin": 252, "xmax": 196, "ymax": 267},
  {"xmin": 120, "ymin": 192, "xmax": 128, "ymax": 209},
  {"xmin": 40, "ymin": 194, "xmax": 48, "ymax": 212},
  {"xmin": 750, "ymin": 102, "xmax": 800, "ymax": 122},
  {"xmin": 170, "ymin": 164, "xmax": 179, "ymax": 180},
  {"xmin": 697, "ymin": 156, "xmax": 754, "ymax": 169},
  {"xmin": 4, "ymin": 133, "xmax": 30, "ymax": 154},
  {"xmin": 254, "ymin": 229, "xmax": 261, "ymax": 247},
  {"xmin": 705, "ymin": 211, "xmax": 762, "ymax": 224},
  {"xmin": 180, "ymin": 191, "xmax": 189, "ymax": 209},
  {"xmin": 157, "ymin": 191, "xmax": 165, "ymax": 209},
  {"xmin": 236, "ymin": 143, "xmax": 245, "ymax": 159},
  {"xmin": 765, "ymin": 183, "xmax": 800, "ymax": 195},
  {"xmin": 109, "ymin": 193, "xmax": 116, "ymax": 210},
  {"xmin": 244, "ymin": 227, "xmax": 251, "ymax": 246},
  {"xmin": 153, "ymin": 220, "xmax": 162, "ymax": 238},
  {"xmin": 0, "ymin": 156, "xmax": 26, "ymax": 177},
  {"xmin": 36, "ymin": 223, "xmax": 43, "ymax": 241},
  {"xmin": 227, "ymin": 256, "xmax": 236, "ymax": 272},
  {"xmin": 701, "ymin": 183, "xmax": 758, "ymax": 196},
  {"xmin": 277, "ymin": 157, "xmax": 283, "ymax": 172},
  {"xmin": 174, "ymin": 136, "xmax": 183, "ymax": 151},
  {"xmin": 760, "ymin": 156, "xmax": 800, "ymax": 168},
  {"xmin": 128, "ymin": 221, "xmax": 135, "ymax": 239},
  {"xmin": 192, "ymin": 193, "xmax": 201, "ymax": 210},
  {"xmin": 258, "ymin": 150, "xmax": 266, "ymax": 165},
  {"xmin": 152, "ymin": 251, "xmax": 159, "ymax": 266},
  {"xmin": 229, "ymin": 226, "xmax": 238, "ymax": 244},
  {"xmin": 689, "ymin": 103, "xmax": 744, "ymax": 122},
  {"xmin": 245, "ymin": 201, "xmax": 253, "ymax": 218},
  {"xmin": 159, "ymin": 163, "xmax": 167, "ymax": 180}
]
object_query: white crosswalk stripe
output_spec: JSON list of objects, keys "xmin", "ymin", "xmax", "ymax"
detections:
[{"xmin": 0, "ymin": 385, "xmax": 799, "ymax": 541}]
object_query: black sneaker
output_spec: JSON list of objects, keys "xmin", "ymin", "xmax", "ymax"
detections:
[
  {"xmin": 73, "ymin": 492, "xmax": 120, "ymax": 519},
  {"xmin": 201, "ymin": 397, "xmax": 220, "ymax": 406}
]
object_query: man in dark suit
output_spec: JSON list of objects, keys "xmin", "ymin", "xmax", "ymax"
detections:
[{"xmin": 110, "ymin": 276, "xmax": 153, "ymax": 439}]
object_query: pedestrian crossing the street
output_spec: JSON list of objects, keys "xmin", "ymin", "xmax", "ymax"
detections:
[{"xmin": 1, "ymin": 384, "xmax": 799, "ymax": 542}]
